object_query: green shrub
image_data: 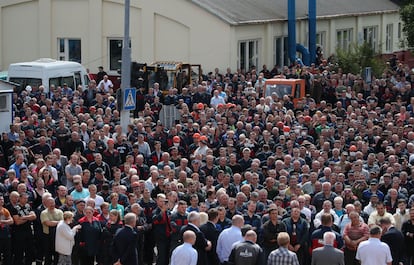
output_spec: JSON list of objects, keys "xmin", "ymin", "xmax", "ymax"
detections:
[{"xmin": 335, "ymin": 42, "xmax": 386, "ymax": 77}]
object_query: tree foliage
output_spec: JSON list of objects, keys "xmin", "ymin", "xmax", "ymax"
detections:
[
  {"xmin": 335, "ymin": 42, "xmax": 386, "ymax": 77},
  {"xmin": 400, "ymin": 1, "xmax": 414, "ymax": 48}
]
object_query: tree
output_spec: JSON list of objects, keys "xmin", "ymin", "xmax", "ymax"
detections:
[
  {"xmin": 400, "ymin": 0, "xmax": 414, "ymax": 48},
  {"xmin": 335, "ymin": 43, "xmax": 385, "ymax": 77}
]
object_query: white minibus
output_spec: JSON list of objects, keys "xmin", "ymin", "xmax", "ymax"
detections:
[{"xmin": 7, "ymin": 58, "xmax": 90, "ymax": 93}]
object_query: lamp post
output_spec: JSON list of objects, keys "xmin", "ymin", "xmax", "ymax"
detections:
[{"xmin": 120, "ymin": 0, "xmax": 132, "ymax": 132}]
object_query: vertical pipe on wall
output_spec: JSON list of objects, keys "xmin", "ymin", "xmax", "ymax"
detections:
[
  {"xmin": 288, "ymin": 0, "xmax": 296, "ymax": 65},
  {"xmin": 308, "ymin": 0, "xmax": 317, "ymax": 64}
]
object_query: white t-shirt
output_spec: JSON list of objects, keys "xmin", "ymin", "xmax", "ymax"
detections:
[
  {"xmin": 84, "ymin": 194, "xmax": 104, "ymax": 210},
  {"xmin": 97, "ymin": 79, "xmax": 113, "ymax": 93}
]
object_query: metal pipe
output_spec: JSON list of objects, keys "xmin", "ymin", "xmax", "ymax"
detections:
[
  {"xmin": 120, "ymin": 0, "xmax": 132, "ymax": 132},
  {"xmin": 309, "ymin": 0, "xmax": 317, "ymax": 64},
  {"xmin": 288, "ymin": 0, "xmax": 297, "ymax": 65}
]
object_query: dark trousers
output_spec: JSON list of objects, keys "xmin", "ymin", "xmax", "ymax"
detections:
[
  {"xmin": 35, "ymin": 231, "xmax": 46, "ymax": 265},
  {"xmin": 79, "ymin": 254, "xmax": 94, "ymax": 265},
  {"xmin": 137, "ymin": 233, "xmax": 144, "ymax": 265},
  {"xmin": 294, "ymin": 246, "xmax": 307, "ymax": 265},
  {"xmin": 44, "ymin": 232, "xmax": 59, "ymax": 265},
  {"xmin": 143, "ymin": 231, "xmax": 155, "ymax": 265},
  {"xmin": 12, "ymin": 232, "xmax": 34, "ymax": 265},
  {"xmin": 0, "ymin": 238, "xmax": 11, "ymax": 265},
  {"xmin": 344, "ymin": 248, "xmax": 358, "ymax": 265},
  {"xmin": 71, "ymin": 245, "xmax": 80, "ymax": 265},
  {"xmin": 155, "ymin": 238, "xmax": 170, "ymax": 265}
]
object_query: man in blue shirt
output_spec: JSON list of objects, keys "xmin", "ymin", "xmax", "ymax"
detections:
[{"xmin": 171, "ymin": 230, "xmax": 198, "ymax": 265}]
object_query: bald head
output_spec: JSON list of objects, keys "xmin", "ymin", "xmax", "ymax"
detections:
[
  {"xmin": 183, "ymin": 230, "xmax": 197, "ymax": 245},
  {"xmin": 124, "ymin": 213, "xmax": 137, "ymax": 226},
  {"xmin": 232, "ymin": 214, "xmax": 244, "ymax": 228},
  {"xmin": 245, "ymin": 230, "xmax": 257, "ymax": 243}
]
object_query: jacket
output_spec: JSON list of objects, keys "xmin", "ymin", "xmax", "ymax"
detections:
[
  {"xmin": 55, "ymin": 220, "xmax": 77, "ymax": 255},
  {"xmin": 228, "ymin": 240, "xmax": 265, "ymax": 265}
]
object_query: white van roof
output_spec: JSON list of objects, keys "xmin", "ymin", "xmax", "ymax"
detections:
[{"xmin": 9, "ymin": 58, "xmax": 82, "ymax": 70}]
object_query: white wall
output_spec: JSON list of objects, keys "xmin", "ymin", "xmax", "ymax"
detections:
[
  {"xmin": 0, "ymin": 0, "xmax": 232, "ymax": 74},
  {"xmin": 1, "ymin": 1, "xmax": 40, "ymax": 69},
  {"xmin": 0, "ymin": 0, "xmax": 402, "ymax": 73}
]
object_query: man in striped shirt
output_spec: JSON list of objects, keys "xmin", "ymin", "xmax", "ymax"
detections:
[{"xmin": 267, "ymin": 232, "xmax": 299, "ymax": 265}]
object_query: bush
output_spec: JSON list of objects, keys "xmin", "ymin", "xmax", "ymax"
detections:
[{"xmin": 335, "ymin": 42, "xmax": 386, "ymax": 77}]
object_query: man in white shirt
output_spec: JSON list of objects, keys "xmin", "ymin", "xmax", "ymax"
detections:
[
  {"xmin": 363, "ymin": 194, "xmax": 379, "ymax": 216},
  {"xmin": 368, "ymin": 202, "xmax": 395, "ymax": 227},
  {"xmin": 210, "ymin": 90, "xmax": 225, "ymax": 109},
  {"xmin": 313, "ymin": 200, "xmax": 340, "ymax": 228},
  {"xmin": 216, "ymin": 214, "xmax": 244, "ymax": 264},
  {"xmin": 97, "ymin": 75, "xmax": 113, "ymax": 93},
  {"xmin": 170, "ymin": 230, "xmax": 198, "ymax": 265},
  {"xmin": 356, "ymin": 225, "xmax": 392, "ymax": 265}
]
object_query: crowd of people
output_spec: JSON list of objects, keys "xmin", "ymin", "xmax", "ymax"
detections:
[{"xmin": 0, "ymin": 56, "xmax": 413, "ymax": 265}]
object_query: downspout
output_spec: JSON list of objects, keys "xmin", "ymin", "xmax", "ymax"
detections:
[
  {"xmin": 308, "ymin": 0, "xmax": 317, "ymax": 64},
  {"xmin": 288, "ymin": 0, "xmax": 296, "ymax": 65}
]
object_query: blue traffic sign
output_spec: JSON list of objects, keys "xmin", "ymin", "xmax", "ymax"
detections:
[{"xmin": 123, "ymin": 87, "xmax": 136, "ymax": 110}]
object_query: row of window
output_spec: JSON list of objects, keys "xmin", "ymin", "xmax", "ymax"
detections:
[
  {"xmin": 58, "ymin": 23, "xmax": 401, "ymax": 74},
  {"xmin": 58, "ymin": 38, "xmax": 123, "ymax": 72},
  {"xmin": 239, "ymin": 23, "xmax": 400, "ymax": 71}
]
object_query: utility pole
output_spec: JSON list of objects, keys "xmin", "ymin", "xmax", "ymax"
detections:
[{"xmin": 120, "ymin": 0, "xmax": 132, "ymax": 133}]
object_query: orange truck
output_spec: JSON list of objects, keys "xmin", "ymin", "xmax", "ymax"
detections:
[{"xmin": 263, "ymin": 78, "xmax": 305, "ymax": 107}]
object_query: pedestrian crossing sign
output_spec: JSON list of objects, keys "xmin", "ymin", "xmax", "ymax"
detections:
[{"xmin": 123, "ymin": 87, "xmax": 136, "ymax": 111}]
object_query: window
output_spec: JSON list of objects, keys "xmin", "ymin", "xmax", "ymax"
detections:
[
  {"xmin": 109, "ymin": 39, "xmax": 123, "ymax": 72},
  {"xmin": 0, "ymin": 95, "xmax": 8, "ymax": 112},
  {"xmin": 336, "ymin": 29, "xmax": 353, "ymax": 51},
  {"xmin": 238, "ymin": 39, "xmax": 260, "ymax": 72},
  {"xmin": 316, "ymin": 31, "xmax": 326, "ymax": 51},
  {"xmin": 363, "ymin": 26, "xmax": 378, "ymax": 52},
  {"xmin": 304, "ymin": 31, "xmax": 326, "ymax": 50},
  {"xmin": 8, "ymin": 78, "xmax": 42, "ymax": 93},
  {"xmin": 74, "ymin": 72, "xmax": 82, "ymax": 89},
  {"xmin": 398, "ymin": 22, "xmax": 402, "ymax": 39},
  {"xmin": 265, "ymin": 84, "xmax": 292, "ymax": 98},
  {"xmin": 386, "ymin": 24, "xmax": 393, "ymax": 52},
  {"xmin": 274, "ymin": 36, "xmax": 289, "ymax": 68},
  {"xmin": 49, "ymin": 76, "xmax": 75, "ymax": 90},
  {"xmin": 57, "ymin": 38, "xmax": 81, "ymax": 63}
]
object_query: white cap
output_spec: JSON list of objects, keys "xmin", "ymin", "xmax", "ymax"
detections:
[{"xmin": 25, "ymin": 85, "xmax": 32, "ymax": 92}]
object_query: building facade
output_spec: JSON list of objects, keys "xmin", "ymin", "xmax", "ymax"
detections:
[{"xmin": 0, "ymin": 0, "xmax": 403, "ymax": 75}]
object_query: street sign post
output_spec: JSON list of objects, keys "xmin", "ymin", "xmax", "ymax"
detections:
[{"xmin": 120, "ymin": 0, "xmax": 132, "ymax": 132}]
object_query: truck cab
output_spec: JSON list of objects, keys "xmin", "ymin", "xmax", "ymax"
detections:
[
  {"xmin": 150, "ymin": 61, "xmax": 201, "ymax": 93},
  {"xmin": 264, "ymin": 78, "xmax": 305, "ymax": 107}
]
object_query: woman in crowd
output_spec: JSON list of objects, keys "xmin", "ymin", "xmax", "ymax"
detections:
[
  {"xmin": 97, "ymin": 202, "xmax": 111, "ymax": 226},
  {"xmin": 101, "ymin": 209, "xmax": 123, "ymax": 265},
  {"xmin": 55, "ymin": 211, "xmax": 81, "ymax": 265},
  {"xmin": 77, "ymin": 206, "xmax": 102, "ymax": 265},
  {"xmin": 39, "ymin": 167, "xmax": 58, "ymax": 196},
  {"xmin": 109, "ymin": 192, "xmax": 125, "ymax": 220}
]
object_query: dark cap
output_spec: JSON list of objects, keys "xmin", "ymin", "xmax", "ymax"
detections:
[
  {"xmin": 75, "ymin": 199, "xmax": 86, "ymax": 205},
  {"xmin": 95, "ymin": 168, "xmax": 104, "ymax": 174},
  {"xmin": 273, "ymin": 196, "xmax": 283, "ymax": 202},
  {"xmin": 267, "ymin": 205, "xmax": 278, "ymax": 213},
  {"xmin": 370, "ymin": 179, "xmax": 378, "ymax": 185}
]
